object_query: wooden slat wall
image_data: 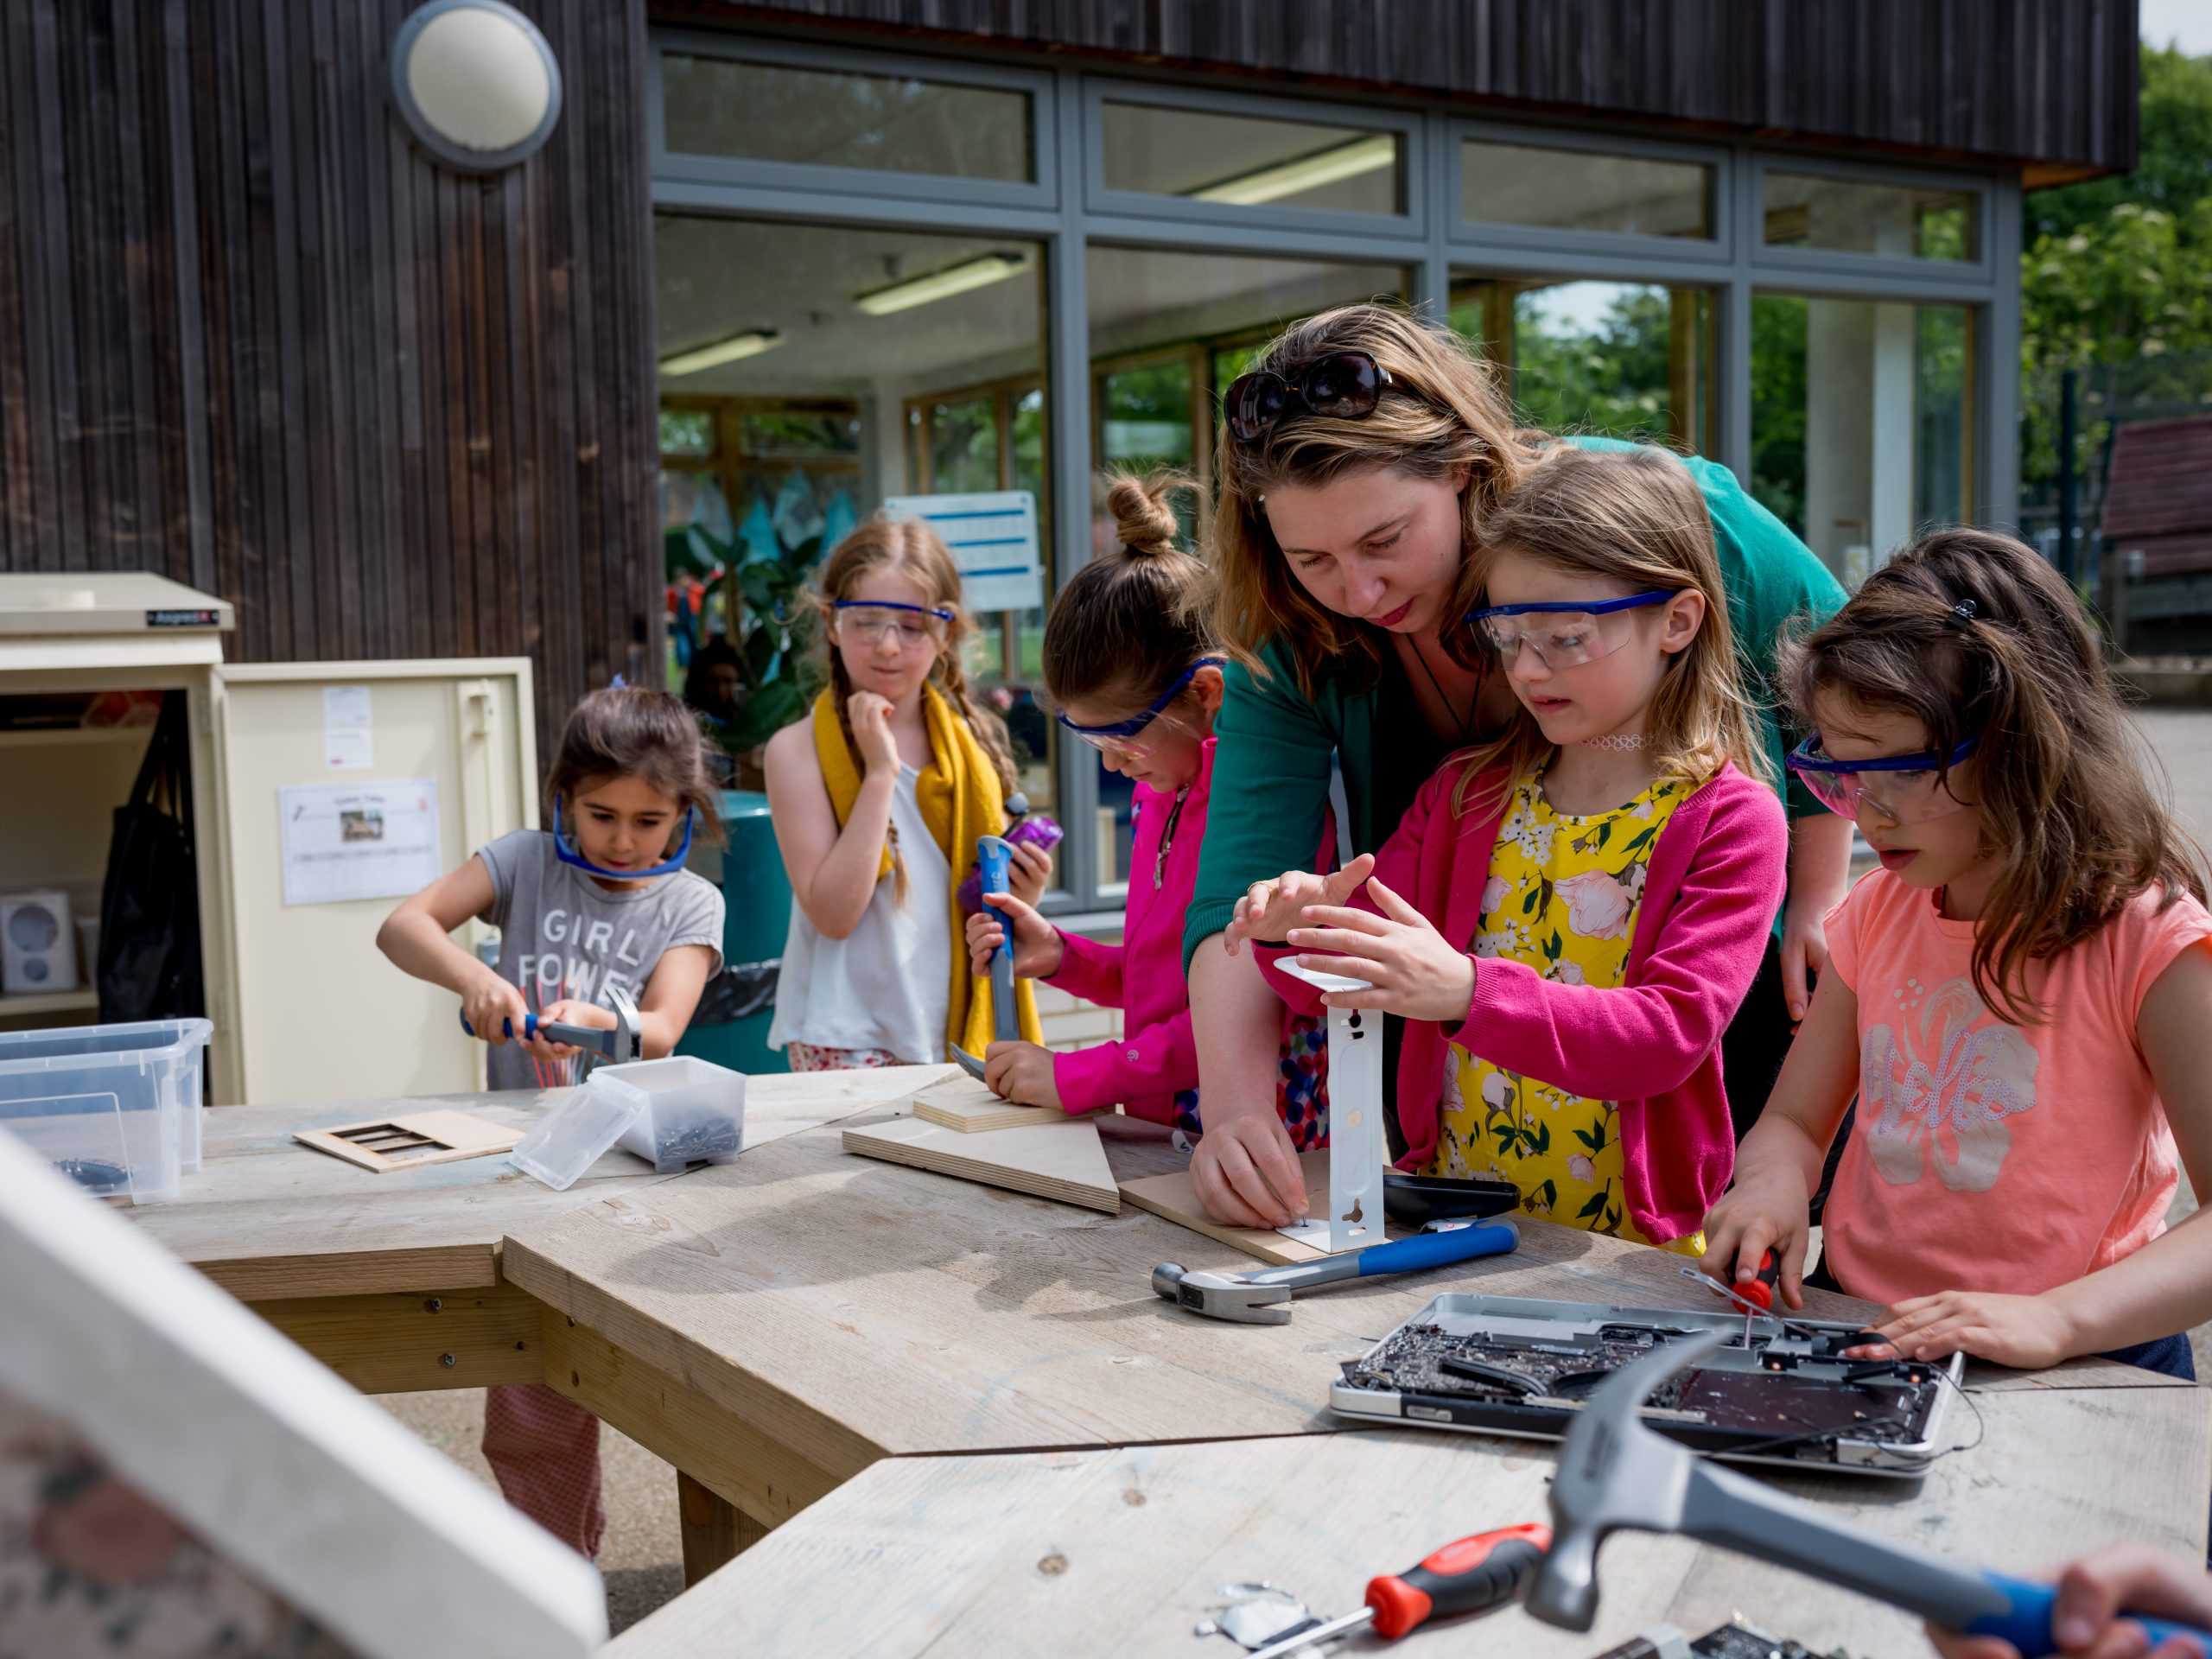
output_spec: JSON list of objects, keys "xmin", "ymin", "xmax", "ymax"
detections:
[
  {"xmin": 0, "ymin": 0, "xmax": 660, "ymax": 763},
  {"xmin": 675, "ymin": 0, "xmax": 2140, "ymax": 179}
]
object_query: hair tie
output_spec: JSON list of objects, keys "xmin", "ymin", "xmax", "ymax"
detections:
[{"xmin": 1945, "ymin": 599, "xmax": 1978, "ymax": 631}]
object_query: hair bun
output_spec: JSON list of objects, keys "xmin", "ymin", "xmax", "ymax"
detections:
[{"xmin": 1106, "ymin": 472, "xmax": 1181, "ymax": 556}]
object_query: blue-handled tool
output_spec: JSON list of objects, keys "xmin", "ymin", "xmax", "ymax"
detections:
[
  {"xmin": 1527, "ymin": 1329, "xmax": 2212, "ymax": 1656},
  {"xmin": 460, "ymin": 984, "xmax": 642, "ymax": 1062},
  {"xmin": 977, "ymin": 834, "xmax": 1018, "ymax": 1043},
  {"xmin": 1151, "ymin": 1219, "xmax": 1520, "ymax": 1325}
]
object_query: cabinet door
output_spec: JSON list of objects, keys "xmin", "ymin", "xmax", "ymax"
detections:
[{"xmin": 208, "ymin": 661, "xmax": 537, "ymax": 1104}]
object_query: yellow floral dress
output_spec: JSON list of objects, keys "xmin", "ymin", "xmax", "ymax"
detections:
[{"xmin": 1428, "ymin": 766, "xmax": 1704, "ymax": 1255}]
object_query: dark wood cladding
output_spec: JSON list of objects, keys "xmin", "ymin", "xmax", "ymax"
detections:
[
  {"xmin": 671, "ymin": 0, "xmax": 2140, "ymax": 180},
  {"xmin": 0, "ymin": 0, "xmax": 661, "ymax": 760}
]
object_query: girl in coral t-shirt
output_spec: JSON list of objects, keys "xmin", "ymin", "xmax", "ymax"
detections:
[{"xmin": 1705, "ymin": 528, "xmax": 2212, "ymax": 1375}]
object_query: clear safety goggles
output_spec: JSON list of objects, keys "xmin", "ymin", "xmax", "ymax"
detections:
[
  {"xmin": 1468, "ymin": 590, "xmax": 1678, "ymax": 670},
  {"xmin": 832, "ymin": 599, "xmax": 952, "ymax": 649},
  {"xmin": 1786, "ymin": 734, "xmax": 1980, "ymax": 823},
  {"xmin": 1055, "ymin": 658, "xmax": 1222, "ymax": 753}
]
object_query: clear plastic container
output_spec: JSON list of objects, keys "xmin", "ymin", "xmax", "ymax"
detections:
[
  {"xmin": 0, "ymin": 1018, "xmax": 213, "ymax": 1204},
  {"xmin": 601, "ymin": 1057, "xmax": 747, "ymax": 1174},
  {"xmin": 509, "ymin": 1075, "xmax": 649, "ymax": 1193}
]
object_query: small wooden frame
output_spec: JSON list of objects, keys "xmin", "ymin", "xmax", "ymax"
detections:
[{"xmin": 294, "ymin": 1109, "xmax": 523, "ymax": 1174}]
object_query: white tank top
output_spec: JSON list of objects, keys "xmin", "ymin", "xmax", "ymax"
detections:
[{"xmin": 769, "ymin": 765, "xmax": 952, "ymax": 1062}]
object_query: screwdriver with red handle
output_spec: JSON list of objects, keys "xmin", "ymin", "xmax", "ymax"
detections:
[
  {"xmin": 1242, "ymin": 1523, "xmax": 1552, "ymax": 1659},
  {"xmin": 1734, "ymin": 1248, "xmax": 1783, "ymax": 1344}
]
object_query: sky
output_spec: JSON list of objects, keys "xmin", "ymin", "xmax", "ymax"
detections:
[{"xmin": 2139, "ymin": 0, "xmax": 2212, "ymax": 56}]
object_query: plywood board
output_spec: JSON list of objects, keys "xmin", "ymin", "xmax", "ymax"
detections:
[
  {"xmin": 0, "ymin": 1128, "xmax": 604, "ymax": 1659},
  {"xmin": 912, "ymin": 1084, "xmax": 1063, "ymax": 1135},
  {"xmin": 1117, "ymin": 1150, "xmax": 1337, "ymax": 1266},
  {"xmin": 294, "ymin": 1108, "xmax": 522, "ymax": 1173},
  {"xmin": 842, "ymin": 1116, "xmax": 1119, "ymax": 1214}
]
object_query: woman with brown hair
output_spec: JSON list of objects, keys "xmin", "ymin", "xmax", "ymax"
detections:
[{"xmin": 1185, "ymin": 302, "xmax": 1847, "ymax": 1228}]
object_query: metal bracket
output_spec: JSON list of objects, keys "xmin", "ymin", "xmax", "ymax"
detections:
[{"xmin": 1272, "ymin": 961, "xmax": 1382, "ymax": 1254}]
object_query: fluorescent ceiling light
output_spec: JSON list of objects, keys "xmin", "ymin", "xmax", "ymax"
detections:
[
  {"xmin": 1192, "ymin": 133, "xmax": 1397, "ymax": 207},
  {"xmin": 855, "ymin": 251, "xmax": 1030, "ymax": 315},
  {"xmin": 658, "ymin": 329, "xmax": 782, "ymax": 377}
]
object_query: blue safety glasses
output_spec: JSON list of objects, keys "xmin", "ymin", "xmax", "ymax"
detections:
[
  {"xmin": 1786, "ymin": 734, "xmax": 1980, "ymax": 823},
  {"xmin": 832, "ymin": 599, "xmax": 955, "ymax": 650},
  {"xmin": 1056, "ymin": 658, "xmax": 1223, "ymax": 752},
  {"xmin": 1467, "ymin": 589, "xmax": 1679, "ymax": 670},
  {"xmin": 553, "ymin": 798, "xmax": 696, "ymax": 880}
]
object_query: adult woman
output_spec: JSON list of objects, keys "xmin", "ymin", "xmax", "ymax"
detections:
[{"xmin": 1185, "ymin": 303, "xmax": 1848, "ymax": 1228}]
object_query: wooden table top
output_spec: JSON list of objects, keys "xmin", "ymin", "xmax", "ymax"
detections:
[
  {"xmin": 504, "ymin": 1088, "xmax": 2176, "ymax": 1492},
  {"xmin": 605, "ymin": 1387, "xmax": 2212, "ymax": 1659},
  {"xmin": 127, "ymin": 1068, "xmax": 945, "ymax": 1300}
]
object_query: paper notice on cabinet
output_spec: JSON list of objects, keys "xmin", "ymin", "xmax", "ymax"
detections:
[
  {"xmin": 323, "ymin": 684, "xmax": 372, "ymax": 769},
  {"xmin": 279, "ymin": 780, "xmax": 442, "ymax": 906}
]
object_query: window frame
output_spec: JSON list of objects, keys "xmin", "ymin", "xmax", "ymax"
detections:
[
  {"xmin": 1450, "ymin": 118, "xmax": 1733, "ymax": 265},
  {"xmin": 1751, "ymin": 153, "xmax": 1996, "ymax": 285}
]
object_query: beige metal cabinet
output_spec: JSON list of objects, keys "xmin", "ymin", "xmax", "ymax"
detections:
[{"xmin": 0, "ymin": 575, "xmax": 537, "ymax": 1105}]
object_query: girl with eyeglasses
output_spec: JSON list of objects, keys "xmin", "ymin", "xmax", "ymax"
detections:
[
  {"xmin": 1226, "ymin": 442, "xmax": 1785, "ymax": 1252},
  {"xmin": 1705, "ymin": 529, "xmax": 2212, "ymax": 1376},
  {"xmin": 765, "ymin": 517, "xmax": 1051, "ymax": 1071},
  {"xmin": 963, "ymin": 472, "xmax": 1329, "ymax": 1144},
  {"xmin": 1184, "ymin": 302, "xmax": 1845, "ymax": 1231}
]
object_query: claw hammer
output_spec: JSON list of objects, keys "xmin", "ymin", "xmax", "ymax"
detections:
[
  {"xmin": 1152, "ymin": 1220, "xmax": 1520, "ymax": 1325},
  {"xmin": 461, "ymin": 983, "xmax": 643, "ymax": 1062}
]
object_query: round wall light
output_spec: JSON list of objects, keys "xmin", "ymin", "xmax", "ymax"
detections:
[{"xmin": 390, "ymin": 0, "xmax": 563, "ymax": 175}]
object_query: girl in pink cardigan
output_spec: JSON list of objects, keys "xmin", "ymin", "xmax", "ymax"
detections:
[
  {"xmin": 965, "ymin": 474, "xmax": 1327, "ymax": 1142},
  {"xmin": 1230, "ymin": 445, "xmax": 1787, "ymax": 1250}
]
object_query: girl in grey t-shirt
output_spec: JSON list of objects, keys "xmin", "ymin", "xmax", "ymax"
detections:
[{"xmin": 376, "ymin": 687, "xmax": 726, "ymax": 1560}]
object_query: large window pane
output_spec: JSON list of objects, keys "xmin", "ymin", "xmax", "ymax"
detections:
[
  {"xmin": 654, "ymin": 216, "xmax": 1054, "ymax": 827},
  {"xmin": 1461, "ymin": 141, "xmax": 1711, "ymax": 239},
  {"xmin": 662, "ymin": 54, "xmax": 1032, "ymax": 182},
  {"xmin": 1751, "ymin": 295, "xmax": 1974, "ymax": 588},
  {"xmin": 1083, "ymin": 246, "xmax": 1408, "ymax": 887},
  {"xmin": 1763, "ymin": 173, "xmax": 1978, "ymax": 261},
  {"xmin": 1100, "ymin": 102, "xmax": 1402, "ymax": 216},
  {"xmin": 1450, "ymin": 276, "xmax": 1713, "ymax": 453}
]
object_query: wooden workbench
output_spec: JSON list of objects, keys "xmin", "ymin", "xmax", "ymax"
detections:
[{"xmin": 123, "ymin": 1070, "xmax": 2212, "ymax": 1656}]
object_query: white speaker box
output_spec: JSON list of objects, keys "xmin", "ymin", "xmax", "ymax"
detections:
[{"xmin": 1, "ymin": 891, "xmax": 78, "ymax": 995}]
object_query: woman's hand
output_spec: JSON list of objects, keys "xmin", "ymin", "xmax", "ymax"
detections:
[
  {"xmin": 983, "ymin": 1040, "xmax": 1063, "ymax": 1109},
  {"xmin": 967, "ymin": 893, "xmax": 1065, "ymax": 981},
  {"xmin": 1699, "ymin": 1159, "xmax": 1814, "ymax": 1310},
  {"xmin": 1007, "ymin": 838, "xmax": 1053, "ymax": 906},
  {"xmin": 1190, "ymin": 1107, "xmax": 1310, "ymax": 1230},
  {"xmin": 1929, "ymin": 1544, "xmax": 2212, "ymax": 1658},
  {"xmin": 1286, "ymin": 875, "xmax": 1473, "ymax": 1021},
  {"xmin": 461, "ymin": 971, "xmax": 531, "ymax": 1049},
  {"xmin": 847, "ymin": 691, "xmax": 902, "ymax": 779},
  {"xmin": 1859, "ymin": 1289, "xmax": 2082, "ymax": 1370},
  {"xmin": 1224, "ymin": 855, "xmax": 1375, "ymax": 955}
]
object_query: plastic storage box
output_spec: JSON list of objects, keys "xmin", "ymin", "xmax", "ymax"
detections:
[
  {"xmin": 601, "ymin": 1057, "xmax": 747, "ymax": 1175},
  {"xmin": 0, "ymin": 1018, "xmax": 213, "ymax": 1204},
  {"xmin": 509, "ymin": 1077, "xmax": 647, "ymax": 1193}
]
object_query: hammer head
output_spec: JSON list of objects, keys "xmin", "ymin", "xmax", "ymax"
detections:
[
  {"xmin": 1525, "ymin": 1329, "xmax": 1724, "ymax": 1631},
  {"xmin": 604, "ymin": 985, "xmax": 643, "ymax": 1063},
  {"xmin": 1148, "ymin": 1262, "xmax": 1293, "ymax": 1325}
]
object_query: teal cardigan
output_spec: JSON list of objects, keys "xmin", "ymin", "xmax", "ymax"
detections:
[{"xmin": 1185, "ymin": 446, "xmax": 1847, "ymax": 969}]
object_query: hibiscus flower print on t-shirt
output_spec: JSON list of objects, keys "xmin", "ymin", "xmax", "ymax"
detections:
[{"xmin": 1432, "ymin": 766, "xmax": 1698, "ymax": 1251}]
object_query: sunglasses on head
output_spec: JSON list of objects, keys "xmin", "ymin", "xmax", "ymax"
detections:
[
  {"xmin": 1224, "ymin": 351, "xmax": 1391, "ymax": 446},
  {"xmin": 1056, "ymin": 658, "xmax": 1223, "ymax": 752}
]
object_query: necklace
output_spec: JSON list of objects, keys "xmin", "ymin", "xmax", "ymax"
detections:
[
  {"xmin": 1154, "ymin": 786, "xmax": 1190, "ymax": 889},
  {"xmin": 1581, "ymin": 732, "xmax": 1648, "ymax": 752},
  {"xmin": 1406, "ymin": 633, "xmax": 1474, "ymax": 745}
]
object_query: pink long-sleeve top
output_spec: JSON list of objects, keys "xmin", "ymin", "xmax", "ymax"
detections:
[
  {"xmin": 1046, "ymin": 739, "xmax": 1261, "ymax": 1122},
  {"xmin": 1260, "ymin": 760, "xmax": 1786, "ymax": 1242}
]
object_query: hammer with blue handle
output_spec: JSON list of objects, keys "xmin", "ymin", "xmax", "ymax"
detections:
[
  {"xmin": 1152, "ymin": 1219, "xmax": 1521, "ymax": 1325},
  {"xmin": 977, "ymin": 834, "xmax": 1019, "ymax": 1044},
  {"xmin": 1528, "ymin": 1329, "xmax": 2212, "ymax": 1655},
  {"xmin": 461, "ymin": 983, "xmax": 642, "ymax": 1062}
]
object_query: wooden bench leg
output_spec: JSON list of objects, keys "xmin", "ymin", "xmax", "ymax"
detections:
[{"xmin": 677, "ymin": 1469, "xmax": 767, "ymax": 1584}]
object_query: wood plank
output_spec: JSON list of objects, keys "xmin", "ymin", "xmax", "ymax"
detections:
[
  {"xmin": 842, "ymin": 1115, "xmax": 1121, "ymax": 1214},
  {"xmin": 675, "ymin": 1471, "xmax": 766, "ymax": 1588},
  {"xmin": 125, "ymin": 1069, "xmax": 950, "ymax": 1300},
  {"xmin": 251, "ymin": 1281, "xmax": 543, "ymax": 1394},
  {"xmin": 911, "ymin": 1079, "xmax": 1063, "ymax": 1134},
  {"xmin": 1118, "ymin": 1151, "xmax": 1333, "ymax": 1267},
  {"xmin": 604, "ymin": 1387, "xmax": 2210, "ymax": 1658}
]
